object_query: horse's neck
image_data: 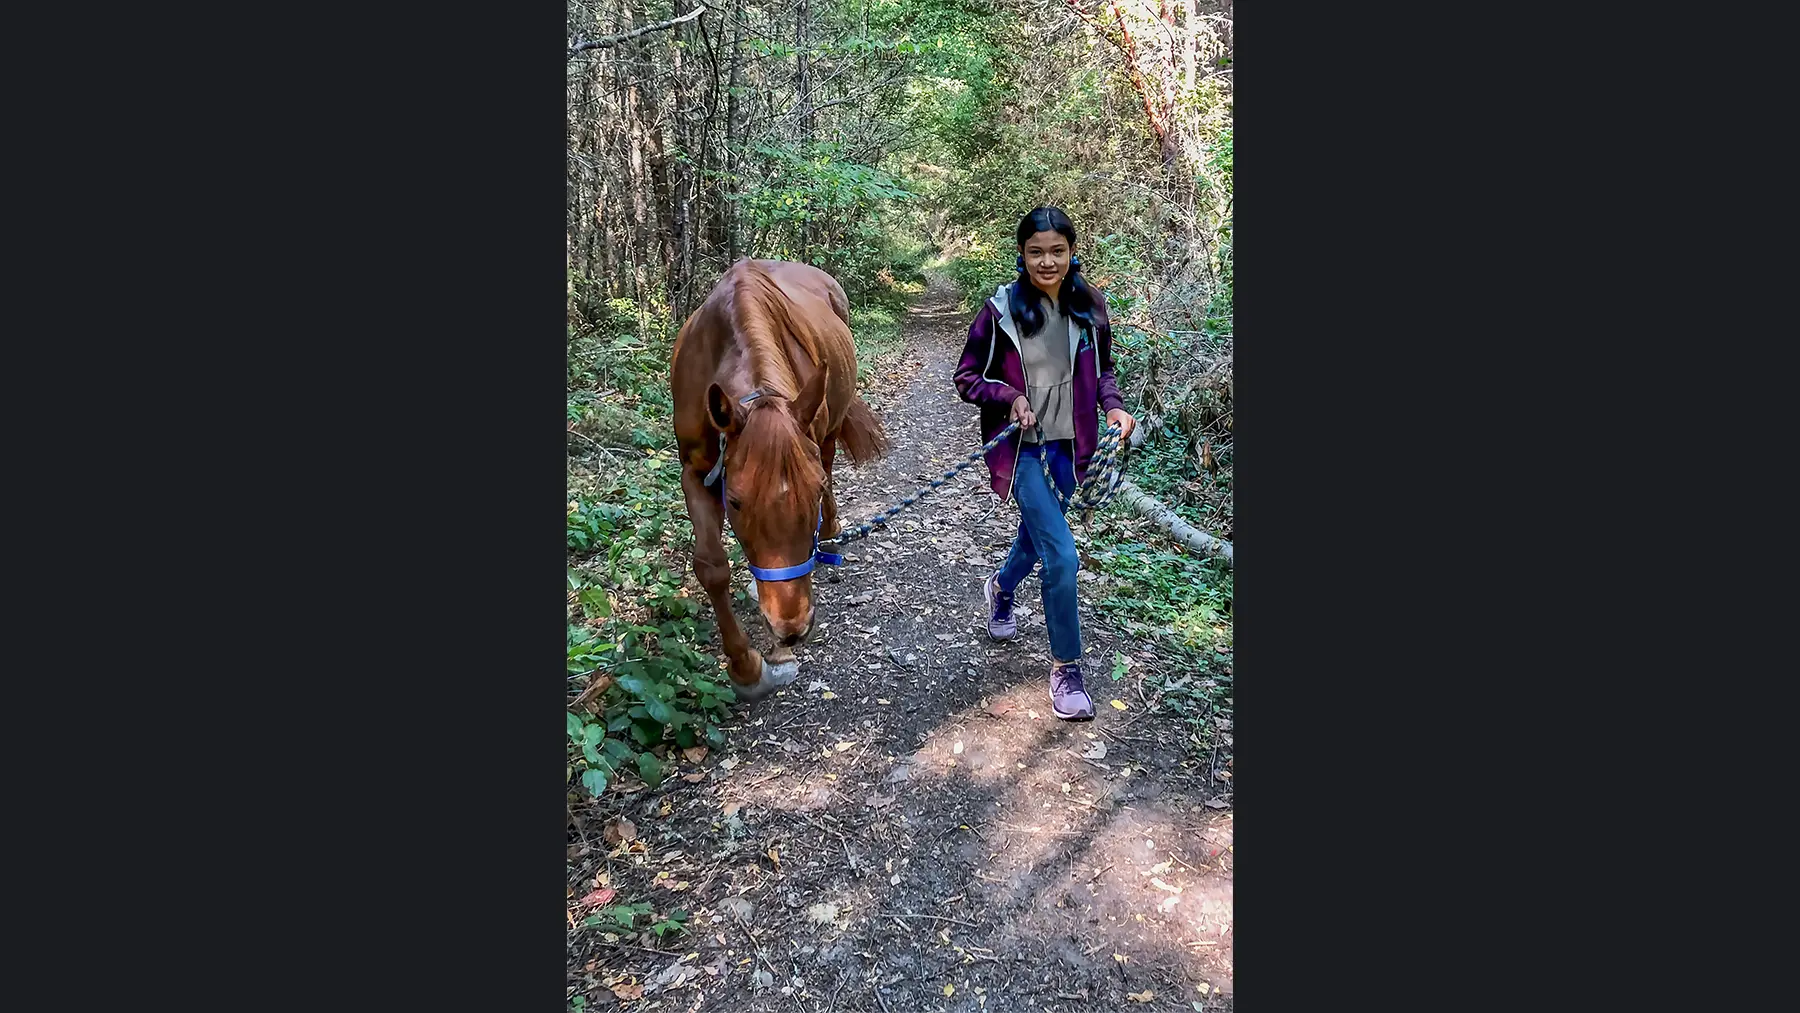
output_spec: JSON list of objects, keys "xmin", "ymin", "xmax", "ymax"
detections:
[{"xmin": 730, "ymin": 331, "xmax": 803, "ymax": 404}]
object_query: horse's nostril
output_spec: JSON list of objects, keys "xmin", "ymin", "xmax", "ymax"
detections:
[{"xmin": 781, "ymin": 633, "xmax": 801, "ymax": 647}]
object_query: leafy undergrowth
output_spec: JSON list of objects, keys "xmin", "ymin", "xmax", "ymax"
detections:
[
  {"xmin": 1111, "ymin": 323, "xmax": 1233, "ymax": 538},
  {"xmin": 1090, "ymin": 317, "xmax": 1233, "ymax": 759},
  {"xmin": 848, "ymin": 302, "xmax": 907, "ymax": 385},
  {"xmin": 936, "ymin": 246, "xmax": 1013, "ymax": 311},
  {"xmin": 1083, "ymin": 519, "xmax": 1233, "ymax": 759}
]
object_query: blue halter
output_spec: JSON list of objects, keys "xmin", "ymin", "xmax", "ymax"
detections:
[{"xmin": 703, "ymin": 391, "xmax": 842, "ymax": 582}]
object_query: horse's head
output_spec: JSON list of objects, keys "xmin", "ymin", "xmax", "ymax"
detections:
[{"xmin": 707, "ymin": 367, "xmax": 830, "ymax": 647}]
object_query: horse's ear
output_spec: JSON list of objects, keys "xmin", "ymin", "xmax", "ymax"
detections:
[
  {"xmin": 792, "ymin": 366, "xmax": 829, "ymax": 431},
  {"xmin": 707, "ymin": 383, "xmax": 743, "ymax": 434}
]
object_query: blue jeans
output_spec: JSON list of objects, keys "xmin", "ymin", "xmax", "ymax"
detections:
[{"xmin": 998, "ymin": 440, "xmax": 1082, "ymax": 662}]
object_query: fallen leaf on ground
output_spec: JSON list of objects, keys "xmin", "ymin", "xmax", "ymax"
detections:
[
  {"xmin": 1111, "ymin": 700, "xmax": 1128, "ymax": 711},
  {"xmin": 649, "ymin": 956, "xmax": 697, "ymax": 989},
  {"xmin": 768, "ymin": 848, "xmax": 781, "ymax": 870},
  {"xmin": 1082, "ymin": 740, "xmax": 1108, "ymax": 760},
  {"xmin": 604, "ymin": 818, "xmax": 637, "ymax": 845},
  {"xmin": 578, "ymin": 887, "xmax": 617, "ymax": 907},
  {"xmin": 944, "ymin": 984, "xmax": 955, "ymax": 996},
  {"xmin": 1150, "ymin": 877, "xmax": 1182, "ymax": 894},
  {"xmin": 611, "ymin": 982, "xmax": 644, "ymax": 1000},
  {"xmin": 1205, "ymin": 796, "xmax": 1231, "ymax": 809},
  {"xmin": 1128, "ymin": 989, "xmax": 1154, "ymax": 1002},
  {"xmin": 807, "ymin": 680, "xmax": 831, "ymax": 692},
  {"xmin": 953, "ymin": 740, "xmax": 964, "ymax": 755},
  {"xmin": 836, "ymin": 741, "xmax": 855, "ymax": 752},
  {"xmin": 682, "ymin": 746, "xmax": 708, "ymax": 763},
  {"xmin": 683, "ymin": 772, "xmax": 705, "ymax": 782}
]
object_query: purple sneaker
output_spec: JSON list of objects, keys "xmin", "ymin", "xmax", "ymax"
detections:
[
  {"xmin": 1049, "ymin": 662, "xmax": 1095, "ymax": 721},
  {"xmin": 984, "ymin": 572, "xmax": 1018, "ymax": 640}
]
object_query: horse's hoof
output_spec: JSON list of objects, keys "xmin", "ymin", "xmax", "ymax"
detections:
[
  {"xmin": 733, "ymin": 655, "xmax": 800, "ymax": 702},
  {"xmin": 766, "ymin": 656, "xmax": 800, "ymax": 685}
]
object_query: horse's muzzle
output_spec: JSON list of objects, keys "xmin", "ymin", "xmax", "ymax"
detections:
[{"xmin": 768, "ymin": 607, "xmax": 813, "ymax": 647}]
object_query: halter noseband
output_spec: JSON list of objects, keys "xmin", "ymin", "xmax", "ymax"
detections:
[{"xmin": 703, "ymin": 389, "xmax": 841, "ymax": 582}]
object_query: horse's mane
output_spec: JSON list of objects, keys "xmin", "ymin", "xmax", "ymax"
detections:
[{"xmin": 728, "ymin": 265, "xmax": 834, "ymax": 512}]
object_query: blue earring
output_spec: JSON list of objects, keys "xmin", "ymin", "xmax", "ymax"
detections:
[
  {"xmin": 1015, "ymin": 255, "xmax": 1025, "ymax": 273},
  {"xmin": 1070, "ymin": 255, "xmax": 1082, "ymax": 268}
]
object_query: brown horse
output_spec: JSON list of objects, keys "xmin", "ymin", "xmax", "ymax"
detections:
[{"xmin": 671, "ymin": 260, "xmax": 889, "ymax": 700}]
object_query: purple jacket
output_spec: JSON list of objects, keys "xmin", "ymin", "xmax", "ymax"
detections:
[{"xmin": 953, "ymin": 281, "xmax": 1126, "ymax": 501}]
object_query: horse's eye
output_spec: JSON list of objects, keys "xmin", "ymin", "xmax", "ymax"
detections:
[{"xmin": 728, "ymin": 498, "xmax": 742, "ymax": 510}]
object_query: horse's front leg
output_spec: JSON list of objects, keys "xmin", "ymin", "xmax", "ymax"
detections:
[{"xmin": 680, "ymin": 466, "xmax": 794, "ymax": 701}]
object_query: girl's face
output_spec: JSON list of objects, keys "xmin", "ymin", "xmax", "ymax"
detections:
[{"xmin": 1020, "ymin": 229, "xmax": 1072, "ymax": 297}]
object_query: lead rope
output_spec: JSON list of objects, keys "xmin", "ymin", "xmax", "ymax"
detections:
[
  {"xmin": 820, "ymin": 420, "xmax": 1129, "ymax": 549},
  {"xmin": 1033, "ymin": 420, "xmax": 1129, "ymax": 526}
]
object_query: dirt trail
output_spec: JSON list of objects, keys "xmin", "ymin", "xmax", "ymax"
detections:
[{"xmin": 569, "ymin": 273, "xmax": 1233, "ymax": 1012}]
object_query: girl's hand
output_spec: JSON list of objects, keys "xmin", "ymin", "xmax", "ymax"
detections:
[
  {"xmin": 1106, "ymin": 408, "xmax": 1137, "ymax": 442},
  {"xmin": 1011, "ymin": 395, "xmax": 1037, "ymax": 431}
]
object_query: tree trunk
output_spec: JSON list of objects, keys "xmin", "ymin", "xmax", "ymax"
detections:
[
  {"xmin": 671, "ymin": 1, "xmax": 694, "ymax": 317},
  {"xmin": 626, "ymin": 78, "xmax": 650, "ymax": 304},
  {"xmin": 1183, "ymin": 0, "xmax": 1197, "ymax": 89},
  {"xmin": 795, "ymin": 0, "xmax": 813, "ymax": 261},
  {"xmin": 725, "ymin": 1, "xmax": 743, "ymax": 263},
  {"xmin": 628, "ymin": 0, "xmax": 677, "ymax": 300}
]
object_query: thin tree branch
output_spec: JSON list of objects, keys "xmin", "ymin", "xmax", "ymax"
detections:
[
  {"xmin": 806, "ymin": 72, "xmax": 910, "ymax": 116},
  {"xmin": 569, "ymin": 6, "xmax": 705, "ymax": 57}
]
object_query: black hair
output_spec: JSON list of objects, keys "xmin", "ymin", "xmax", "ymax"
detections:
[{"xmin": 1009, "ymin": 206, "xmax": 1097, "ymax": 337}]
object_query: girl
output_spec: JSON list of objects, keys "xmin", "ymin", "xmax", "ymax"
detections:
[{"xmin": 953, "ymin": 207, "xmax": 1137, "ymax": 721}]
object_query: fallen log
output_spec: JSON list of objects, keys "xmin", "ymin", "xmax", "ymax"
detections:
[
  {"xmin": 1114, "ymin": 478, "xmax": 1233, "ymax": 567},
  {"xmin": 1119, "ymin": 421, "xmax": 1233, "ymax": 567}
]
